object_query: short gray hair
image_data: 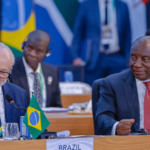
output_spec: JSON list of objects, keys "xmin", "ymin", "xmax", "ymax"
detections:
[
  {"xmin": 131, "ymin": 36, "xmax": 150, "ymax": 52},
  {"xmin": 0, "ymin": 42, "xmax": 15, "ymax": 66}
]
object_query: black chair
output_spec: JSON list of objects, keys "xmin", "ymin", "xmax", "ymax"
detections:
[
  {"xmin": 92, "ymin": 78, "xmax": 103, "ymax": 135},
  {"xmin": 58, "ymin": 65, "xmax": 85, "ymax": 82}
]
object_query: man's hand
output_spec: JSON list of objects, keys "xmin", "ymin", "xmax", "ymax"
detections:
[
  {"xmin": 73, "ymin": 58, "xmax": 85, "ymax": 66},
  {"xmin": 116, "ymin": 119, "xmax": 135, "ymax": 135}
]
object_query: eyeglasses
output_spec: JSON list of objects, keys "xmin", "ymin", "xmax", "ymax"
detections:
[{"xmin": 0, "ymin": 71, "xmax": 11, "ymax": 79}]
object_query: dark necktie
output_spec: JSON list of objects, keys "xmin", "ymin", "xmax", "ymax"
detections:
[
  {"xmin": 32, "ymin": 72, "xmax": 43, "ymax": 107},
  {"xmin": 103, "ymin": 0, "xmax": 109, "ymax": 50},
  {"xmin": 144, "ymin": 81, "xmax": 150, "ymax": 132},
  {"xmin": 104, "ymin": 0, "xmax": 108, "ymax": 25}
]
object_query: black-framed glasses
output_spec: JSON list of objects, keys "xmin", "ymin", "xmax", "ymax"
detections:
[{"xmin": 0, "ymin": 71, "xmax": 11, "ymax": 79}]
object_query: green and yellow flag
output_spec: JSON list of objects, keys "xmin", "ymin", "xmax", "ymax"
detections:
[{"xmin": 23, "ymin": 95, "xmax": 50, "ymax": 139}]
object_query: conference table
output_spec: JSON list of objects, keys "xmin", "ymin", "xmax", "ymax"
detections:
[
  {"xmin": 1, "ymin": 135, "xmax": 150, "ymax": 150},
  {"xmin": 61, "ymin": 94, "xmax": 91, "ymax": 108},
  {"xmin": 45, "ymin": 112, "xmax": 94, "ymax": 135}
]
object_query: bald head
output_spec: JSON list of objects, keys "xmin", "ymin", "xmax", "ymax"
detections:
[
  {"xmin": 0, "ymin": 43, "xmax": 15, "ymax": 67},
  {"xmin": 27, "ymin": 30, "xmax": 50, "ymax": 45}
]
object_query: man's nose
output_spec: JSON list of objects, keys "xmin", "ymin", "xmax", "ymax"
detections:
[
  {"xmin": 134, "ymin": 59, "xmax": 142, "ymax": 68},
  {"xmin": 30, "ymin": 50, "xmax": 37, "ymax": 57}
]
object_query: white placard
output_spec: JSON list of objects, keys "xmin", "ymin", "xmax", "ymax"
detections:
[{"xmin": 46, "ymin": 138, "xmax": 93, "ymax": 150}]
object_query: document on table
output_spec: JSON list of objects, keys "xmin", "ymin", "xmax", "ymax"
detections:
[{"xmin": 42, "ymin": 107, "xmax": 69, "ymax": 113}]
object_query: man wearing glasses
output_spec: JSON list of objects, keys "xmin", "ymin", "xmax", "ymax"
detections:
[
  {"xmin": 0, "ymin": 42, "xmax": 27, "ymax": 136},
  {"xmin": 9, "ymin": 30, "xmax": 61, "ymax": 108}
]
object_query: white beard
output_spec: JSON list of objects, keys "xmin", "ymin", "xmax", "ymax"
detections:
[{"xmin": 0, "ymin": 80, "xmax": 7, "ymax": 87}]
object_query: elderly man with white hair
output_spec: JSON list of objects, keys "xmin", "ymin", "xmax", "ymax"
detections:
[{"xmin": 0, "ymin": 42, "xmax": 27, "ymax": 137}]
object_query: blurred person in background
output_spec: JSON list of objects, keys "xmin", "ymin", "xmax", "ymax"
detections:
[
  {"xmin": 9, "ymin": 30, "xmax": 61, "ymax": 108},
  {"xmin": 71, "ymin": 0, "xmax": 131, "ymax": 85},
  {"xmin": 146, "ymin": 0, "xmax": 150, "ymax": 31},
  {"xmin": 122, "ymin": 0, "xmax": 147, "ymax": 42}
]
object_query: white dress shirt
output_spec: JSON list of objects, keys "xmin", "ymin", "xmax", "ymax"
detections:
[
  {"xmin": 22, "ymin": 57, "xmax": 47, "ymax": 108},
  {"xmin": 99, "ymin": 0, "xmax": 120, "ymax": 54}
]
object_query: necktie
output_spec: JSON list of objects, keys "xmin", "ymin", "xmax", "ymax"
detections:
[
  {"xmin": 32, "ymin": 72, "xmax": 43, "ymax": 107},
  {"xmin": 144, "ymin": 81, "xmax": 150, "ymax": 132},
  {"xmin": 103, "ymin": 0, "xmax": 109, "ymax": 50},
  {"xmin": 104, "ymin": 0, "xmax": 108, "ymax": 25}
]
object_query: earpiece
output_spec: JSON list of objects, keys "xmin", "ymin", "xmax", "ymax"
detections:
[{"xmin": 46, "ymin": 49, "xmax": 51, "ymax": 57}]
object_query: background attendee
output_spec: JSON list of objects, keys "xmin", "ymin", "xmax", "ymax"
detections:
[
  {"xmin": 147, "ymin": 0, "xmax": 150, "ymax": 30},
  {"xmin": 9, "ymin": 30, "xmax": 61, "ymax": 108},
  {"xmin": 146, "ymin": 29, "xmax": 150, "ymax": 35},
  {"xmin": 122, "ymin": 0, "xmax": 147, "ymax": 42},
  {"xmin": 71, "ymin": 0, "xmax": 131, "ymax": 85},
  {"xmin": 0, "ymin": 42, "xmax": 27, "ymax": 136},
  {"xmin": 96, "ymin": 36, "xmax": 150, "ymax": 135}
]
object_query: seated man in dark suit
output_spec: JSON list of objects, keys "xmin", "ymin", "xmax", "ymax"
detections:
[
  {"xmin": 0, "ymin": 42, "xmax": 27, "ymax": 136},
  {"xmin": 96, "ymin": 36, "xmax": 150, "ymax": 135},
  {"xmin": 9, "ymin": 30, "xmax": 61, "ymax": 108}
]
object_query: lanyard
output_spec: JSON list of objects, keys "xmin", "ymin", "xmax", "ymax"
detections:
[{"xmin": 40, "ymin": 67, "xmax": 44, "ymax": 104}]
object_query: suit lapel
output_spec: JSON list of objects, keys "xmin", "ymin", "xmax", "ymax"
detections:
[
  {"xmin": 19, "ymin": 58, "xmax": 30, "ymax": 104},
  {"xmin": 41, "ymin": 63, "xmax": 51, "ymax": 107},
  {"xmin": 2, "ymin": 82, "xmax": 14, "ymax": 122},
  {"xmin": 122, "ymin": 71, "xmax": 140, "ymax": 129},
  {"xmin": 115, "ymin": 0, "xmax": 121, "ymax": 43}
]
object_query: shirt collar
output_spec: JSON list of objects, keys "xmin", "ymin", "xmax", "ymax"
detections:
[
  {"xmin": 136, "ymin": 78, "xmax": 150, "ymax": 85},
  {"xmin": 99, "ymin": 0, "xmax": 113, "ymax": 4},
  {"xmin": 23, "ymin": 57, "xmax": 41, "ymax": 74},
  {"xmin": 0, "ymin": 87, "xmax": 2, "ymax": 95}
]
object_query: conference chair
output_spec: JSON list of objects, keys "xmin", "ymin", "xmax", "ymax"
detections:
[
  {"xmin": 92, "ymin": 78, "xmax": 102, "ymax": 135},
  {"xmin": 58, "ymin": 65, "xmax": 85, "ymax": 82}
]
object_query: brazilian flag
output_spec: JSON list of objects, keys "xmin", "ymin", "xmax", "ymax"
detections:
[
  {"xmin": 0, "ymin": 125, "xmax": 2, "ymax": 137},
  {"xmin": 23, "ymin": 95, "xmax": 50, "ymax": 139}
]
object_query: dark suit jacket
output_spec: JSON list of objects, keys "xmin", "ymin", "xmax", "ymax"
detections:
[
  {"xmin": 9, "ymin": 58, "xmax": 61, "ymax": 107},
  {"xmin": 95, "ymin": 69, "xmax": 140, "ymax": 135},
  {"xmin": 71, "ymin": 0, "xmax": 131, "ymax": 71},
  {"xmin": 3, "ymin": 82, "xmax": 27, "ymax": 124}
]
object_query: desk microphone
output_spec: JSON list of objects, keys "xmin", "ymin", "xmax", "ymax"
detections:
[{"xmin": 5, "ymin": 94, "xmax": 27, "ymax": 110}]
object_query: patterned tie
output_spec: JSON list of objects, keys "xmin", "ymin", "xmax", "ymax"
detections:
[
  {"xmin": 32, "ymin": 72, "xmax": 43, "ymax": 107},
  {"xmin": 144, "ymin": 81, "xmax": 150, "ymax": 132}
]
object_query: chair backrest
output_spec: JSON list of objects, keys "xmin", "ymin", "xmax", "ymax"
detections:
[
  {"xmin": 92, "ymin": 78, "xmax": 102, "ymax": 135},
  {"xmin": 58, "ymin": 65, "xmax": 85, "ymax": 82}
]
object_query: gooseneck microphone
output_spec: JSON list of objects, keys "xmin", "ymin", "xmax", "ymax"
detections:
[{"xmin": 5, "ymin": 94, "xmax": 27, "ymax": 110}]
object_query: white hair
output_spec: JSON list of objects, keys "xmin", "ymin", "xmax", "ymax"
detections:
[{"xmin": 0, "ymin": 42, "xmax": 15, "ymax": 66}]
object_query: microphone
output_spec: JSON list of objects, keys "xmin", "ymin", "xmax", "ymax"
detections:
[{"xmin": 5, "ymin": 94, "xmax": 27, "ymax": 110}]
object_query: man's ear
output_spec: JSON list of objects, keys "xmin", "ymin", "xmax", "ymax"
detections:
[{"xmin": 21, "ymin": 41, "xmax": 27, "ymax": 50}]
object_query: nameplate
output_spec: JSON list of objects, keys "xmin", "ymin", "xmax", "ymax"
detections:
[{"xmin": 46, "ymin": 138, "xmax": 93, "ymax": 150}]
